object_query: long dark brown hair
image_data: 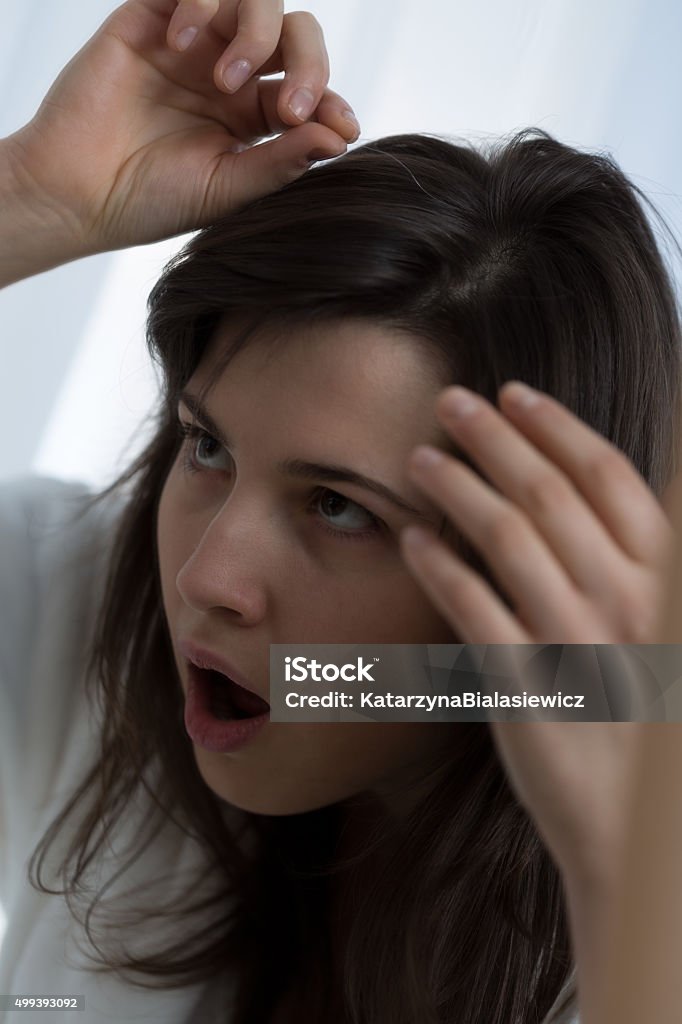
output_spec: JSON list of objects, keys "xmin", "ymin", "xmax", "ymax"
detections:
[{"xmin": 28, "ymin": 129, "xmax": 682, "ymax": 1023}]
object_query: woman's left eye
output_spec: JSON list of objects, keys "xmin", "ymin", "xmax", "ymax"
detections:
[
  {"xmin": 312, "ymin": 489, "xmax": 383, "ymax": 542},
  {"xmin": 177, "ymin": 423, "xmax": 231, "ymax": 474},
  {"xmin": 176, "ymin": 422, "xmax": 384, "ymax": 542}
]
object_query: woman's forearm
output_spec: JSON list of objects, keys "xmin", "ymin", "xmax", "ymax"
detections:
[
  {"xmin": 0, "ymin": 134, "xmax": 90, "ymax": 288},
  {"xmin": 565, "ymin": 729, "xmax": 682, "ymax": 1024},
  {"xmin": 593, "ymin": 485, "xmax": 682, "ymax": 1023},
  {"xmin": 597, "ymin": 725, "xmax": 682, "ymax": 1024},
  {"xmin": 562, "ymin": 863, "xmax": 622, "ymax": 1024}
]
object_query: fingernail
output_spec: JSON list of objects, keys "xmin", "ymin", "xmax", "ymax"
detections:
[
  {"xmin": 410, "ymin": 446, "xmax": 445, "ymax": 471},
  {"xmin": 503, "ymin": 381, "xmax": 541, "ymax": 409},
  {"xmin": 342, "ymin": 108, "xmax": 361, "ymax": 137},
  {"xmin": 441, "ymin": 387, "xmax": 480, "ymax": 418},
  {"xmin": 289, "ymin": 87, "xmax": 315, "ymax": 120},
  {"xmin": 176, "ymin": 26, "xmax": 199, "ymax": 51},
  {"xmin": 223, "ymin": 59, "xmax": 252, "ymax": 92}
]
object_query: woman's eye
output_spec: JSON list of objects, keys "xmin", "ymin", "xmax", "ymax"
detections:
[
  {"xmin": 177, "ymin": 422, "xmax": 384, "ymax": 542},
  {"xmin": 314, "ymin": 490, "xmax": 382, "ymax": 541},
  {"xmin": 177, "ymin": 423, "xmax": 231, "ymax": 474}
]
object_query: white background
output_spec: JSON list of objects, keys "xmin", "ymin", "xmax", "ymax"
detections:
[{"xmin": 2, "ymin": 0, "xmax": 682, "ymax": 946}]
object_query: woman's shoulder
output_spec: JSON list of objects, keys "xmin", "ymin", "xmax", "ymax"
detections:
[
  {"xmin": 0, "ymin": 472, "xmax": 129, "ymax": 736},
  {"xmin": 0, "ymin": 472, "xmax": 127, "ymax": 534},
  {"xmin": 0, "ymin": 472, "xmax": 129, "ymax": 580},
  {"xmin": 0, "ymin": 475, "xmax": 132, "ymax": 897}
]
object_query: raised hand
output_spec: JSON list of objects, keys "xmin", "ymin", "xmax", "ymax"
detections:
[
  {"xmin": 399, "ymin": 379, "xmax": 675, "ymax": 876},
  {"xmin": 400, "ymin": 380, "xmax": 673, "ymax": 646},
  {"xmin": 399, "ymin": 379, "xmax": 679, "ymax": 1017},
  {"xmin": 6, "ymin": 0, "xmax": 356, "ymax": 259}
]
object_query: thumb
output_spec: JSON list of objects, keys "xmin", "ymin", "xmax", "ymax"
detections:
[{"xmin": 206, "ymin": 124, "xmax": 348, "ymax": 217}]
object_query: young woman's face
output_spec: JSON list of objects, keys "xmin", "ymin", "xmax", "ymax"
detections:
[{"xmin": 157, "ymin": 319, "xmax": 459, "ymax": 814}]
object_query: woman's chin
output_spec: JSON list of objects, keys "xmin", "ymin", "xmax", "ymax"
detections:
[{"xmin": 193, "ymin": 749, "xmax": 349, "ymax": 816}]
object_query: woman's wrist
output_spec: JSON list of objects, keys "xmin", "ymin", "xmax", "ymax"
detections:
[
  {"xmin": 0, "ymin": 131, "xmax": 94, "ymax": 288},
  {"xmin": 561, "ymin": 858, "xmax": 622, "ymax": 1024}
]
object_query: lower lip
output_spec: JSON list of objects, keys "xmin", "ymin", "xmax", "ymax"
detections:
[{"xmin": 184, "ymin": 664, "xmax": 270, "ymax": 754}]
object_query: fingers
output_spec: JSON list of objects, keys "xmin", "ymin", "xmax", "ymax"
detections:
[
  {"xmin": 169, "ymin": 1, "xmax": 329, "ymax": 110},
  {"xmin": 247, "ymin": 80, "xmax": 359, "ymax": 143},
  {"xmin": 400, "ymin": 527, "xmax": 530, "ymax": 643},
  {"xmin": 167, "ymin": 2, "xmax": 360, "ymax": 141},
  {"xmin": 496, "ymin": 382, "xmax": 674, "ymax": 567},
  {"xmin": 260, "ymin": 12, "xmax": 360, "ymax": 139},
  {"xmin": 202, "ymin": 121, "xmax": 347, "ymax": 217},
  {"xmin": 405, "ymin": 447, "xmax": 597, "ymax": 641},
  {"xmin": 427, "ymin": 385, "xmax": 636, "ymax": 602},
  {"xmin": 168, "ymin": 0, "xmax": 287, "ymax": 91},
  {"xmin": 211, "ymin": 0, "xmax": 286, "ymax": 93},
  {"xmin": 429, "ymin": 382, "xmax": 671, "ymax": 574},
  {"xmin": 315, "ymin": 91, "xmax": 360, "ymax": 143},
  {"xmin": 273, "ymin": 11, "xmax": 334, "ymax": 127},
  {"xmin": 168, "ymin": 0, "xmax": 222, "ymax": 53},
  {"xmin": 401, "ymin": 381, "xmax": 671, "ymax": 643}
]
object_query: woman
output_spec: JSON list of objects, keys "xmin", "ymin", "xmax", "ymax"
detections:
[{"xmin": 0, "ymin": 1, "xmax": 679, "ymax": 1022}]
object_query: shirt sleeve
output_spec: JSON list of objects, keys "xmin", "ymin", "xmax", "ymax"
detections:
[
  {"xmin": 0, "ymin": 474, "xmax": 124, "ymax": 907},
  {"xmin": 542, "ymin": 973, "xmax": 578, "ymax": 1023}
]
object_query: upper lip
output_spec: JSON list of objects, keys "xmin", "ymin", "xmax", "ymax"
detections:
[{"xmin": 177, "ymin": 638, "xmax": 267, "ymax": 702}]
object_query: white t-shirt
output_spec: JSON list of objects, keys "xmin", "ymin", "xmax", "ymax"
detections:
[
  {"xmin": 0, "ymin": 475, "xmax": 236, "ymax": 1023},
  {"xmin": 0, "ymin": 474, "xmax": 578, "ymax": 1024}
]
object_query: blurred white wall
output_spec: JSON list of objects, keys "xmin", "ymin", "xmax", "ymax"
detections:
[{"xmin": 1, "ymin": 0, "xmax": 682, "ymax": 948}]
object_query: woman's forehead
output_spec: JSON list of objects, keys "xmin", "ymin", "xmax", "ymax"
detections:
[
  {"xmin": 182, "ymin": 324, "xmax": 455, "ymax": 464},
  {"xmin": 194, "ymin": 318, "xmax": 449, "ymax": 398}
]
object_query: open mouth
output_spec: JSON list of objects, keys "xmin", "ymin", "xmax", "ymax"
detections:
[{"xmin": 203, "ymin": 669, "xmax": 271, "ymax": 721}]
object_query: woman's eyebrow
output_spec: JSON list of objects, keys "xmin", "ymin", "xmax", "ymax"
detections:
[
  {"xmin": 177, "ymin": 391, "xmax": 435, "ymax": 523},
  {"xmin": 280, "ymin": 458, "xmax": 434, "ymax": 522}
]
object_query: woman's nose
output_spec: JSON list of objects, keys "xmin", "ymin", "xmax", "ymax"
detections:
[{"xmin": 175, "ymin": 498, "xmax": 274, "ymax": 624}]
